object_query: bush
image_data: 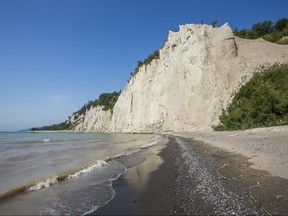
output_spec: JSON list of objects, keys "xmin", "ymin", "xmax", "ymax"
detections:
[{"xmin": 213, "ymin": 65, "xmax": 288, "ymax": 131}]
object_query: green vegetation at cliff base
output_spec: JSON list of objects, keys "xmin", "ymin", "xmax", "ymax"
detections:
[{"xmin": 213, "ymin": 65, "xmax": 288, "ymax": 131}]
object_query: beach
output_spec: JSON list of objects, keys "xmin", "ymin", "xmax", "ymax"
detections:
[
  {"xmin": 94, "ymin": 126, "xmax": 288, "ymax": 215},
  {"xmin": 1, "ymin": 128, "xmax": 287, "ymax": 215}
]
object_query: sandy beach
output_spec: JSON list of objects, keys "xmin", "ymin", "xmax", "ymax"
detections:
[{"xmin": 93, "ymin": 126, "xmax": 288, "ymax": 215}]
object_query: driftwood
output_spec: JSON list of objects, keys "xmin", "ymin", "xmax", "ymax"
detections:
[
  {"xmin": 249, "ymin": 182, "xmax": 271, "ymax": 216},
  {"xmin": 216, "ymin": 162, "xmax": 229, "ymax": 180}
]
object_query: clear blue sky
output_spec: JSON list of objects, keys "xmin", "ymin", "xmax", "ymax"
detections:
[{"xmin": 0, "ymin": 0, "xmax": 287, "ymax": 131}]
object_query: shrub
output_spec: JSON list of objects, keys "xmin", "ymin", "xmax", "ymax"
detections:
[{"xmin": 213, "ymin": 65, "xmax": 288, "ymax": 131}]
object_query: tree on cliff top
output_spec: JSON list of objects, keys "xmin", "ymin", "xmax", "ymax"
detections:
[
  {"xmin": 74, "ymin": 91, "xmax": 121, "ymax": 116},
  {"xmin": 211, "ymin": 19, "xmax": 218, "ymax": 28},
  {"xmin": 274, "ymin": 18, "xmax": 288, "ymax": 31},
  {"xmin": 252, "ymin": 20, "xmax": 273, "ymax": 36},
  {"xmin": 128, "ymin": 50, "xmax": 160, "ymax": 82},
  {"xmin": 234, "ymin": 17, "xmax": 288, "ymax": 44}
]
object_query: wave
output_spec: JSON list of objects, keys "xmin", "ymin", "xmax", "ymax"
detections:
[
  {"xmin": 113, "ymin": 148, "xmax": 142, "ymax": 159},
  {"xmin": 112, "ymin": 138, "xmax": 163, "ymax": 159},
  {"xmin": 82, "ymin": 162, "xmax": 127, "ymax": 216},
  {"xmin": 0, "ymin": 137, "xmax": 164, "ymax": 203},
  {"xmin": 140, "ymin": 140, "xmax": 161, "ymax": 149},
  {"xmin": 68, "ymin": 160, "xmax": 107, "ymax": 178},
  {"xmin": 0, "ymin": 160, "xmax": 108, "ymax": 201},
  {"xmin": 81, "ymin": 187, "xmax": 115, "ymax": 216},
  {"xmin": 38, "ymin": 160, "xmax": 127, "ymax": 216},
  {"xmin": 27, "ymin": 177, "xmax": 58, "ymax": 191}
]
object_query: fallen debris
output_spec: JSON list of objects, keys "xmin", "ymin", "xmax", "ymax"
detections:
[
  {"xmin": 216, "ymin": 162, "xmax": 229, "ymax": 180},
  {"xmin": 249, "ymin": 182, "xmax": 272, "ymax": 216},
  {"xmin": 228, "ymin": 133, "xmax": 239, "ymax": 137}
]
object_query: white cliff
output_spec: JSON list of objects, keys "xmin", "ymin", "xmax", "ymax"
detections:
[
  {"xmin": 68, "ymin": 106, "xmax": 112, "ymax": 132},
  {"xmin": 70, "ymin": 23, "xmax": 288, "ymax": 133}
]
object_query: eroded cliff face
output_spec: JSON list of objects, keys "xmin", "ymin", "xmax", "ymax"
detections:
[
  {"xmin": 70, "ymin": 23, "xmax": 288, "ymax": 133},
  {"xmin": 68, "ymin": 107, "xmax": 112, "ymax": 132}
]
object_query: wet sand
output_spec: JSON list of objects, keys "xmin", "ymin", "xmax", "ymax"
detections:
[{"xmin": 94, "ymin": 132, "xmax": 288, "ymax": 215}]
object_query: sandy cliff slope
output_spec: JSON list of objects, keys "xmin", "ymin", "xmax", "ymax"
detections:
[
  {"xmin": 70, "ymin": 23, "xmax": 288, "ymax": 133},
  {"xmin": 69, "ymin": 107, "xmax": 112, "ymax": 132}
]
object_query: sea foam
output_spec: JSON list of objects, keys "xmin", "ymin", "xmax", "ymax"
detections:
[
  {"xmin": 140, "ymin": 140, "xmax": 161, "ymax": 149},
  {"xmin": 27, "ymin": 177, "xmax": 58, "ymax": 191},
  {"xmin": 68, "ymin": 160, "xmax": 107, "ymax": 178}
]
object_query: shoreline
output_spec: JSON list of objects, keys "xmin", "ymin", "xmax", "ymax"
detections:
[
  {"xmin": 172, "ymin": 125, "xmax": 288, "ymax": 179},
  {"xmin": 94, "ymin": 129, "xmax": 288, "ymax": 215},
  {"xmin": 28, "ymin": 130, "xmax": 73, "ymax": 133},
  {"xmin": 94, "ymin": 139, "xmax": 168, "ymax": 215}
]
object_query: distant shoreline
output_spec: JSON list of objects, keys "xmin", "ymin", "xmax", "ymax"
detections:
[{"xmin": 28, "ymin": 130, "xmax": 74, "ymax": 133}]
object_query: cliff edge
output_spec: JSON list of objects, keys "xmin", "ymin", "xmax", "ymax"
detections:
[{"xmin": 69, "ymin": 23, "xmax": 288, "ymax": 133}]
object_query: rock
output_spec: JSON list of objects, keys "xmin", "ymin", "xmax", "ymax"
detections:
[{"xmin": 68, "ymin": 23, "xmax": 288, "ymax": 133}]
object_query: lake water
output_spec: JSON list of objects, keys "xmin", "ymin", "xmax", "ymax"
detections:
[{"xmin": 0, "ymin": 132, "xmax": 162, "ymax": 215}]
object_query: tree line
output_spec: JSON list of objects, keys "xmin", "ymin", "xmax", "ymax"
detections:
[
  {"xmin": 234, "ymin": 18, "xmax": 288, "ymax": 44},
  {"xmin": 73, "ymin": 91, "xmax": 121, "ymax": 117}
]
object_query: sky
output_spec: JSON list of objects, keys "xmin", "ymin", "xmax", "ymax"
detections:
[{"xmin": 0, "ymin": 0, "xmax": 287, "ymax": 131}]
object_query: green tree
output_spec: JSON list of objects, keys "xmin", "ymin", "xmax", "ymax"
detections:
[
  {"xmin": 96, "ymin": 91, "xmax": 120, "ymax": 111},
  {"xmin": 211, "ymin": 19, "xmax": 218, "ymax": 28},
  {"xmin": 274, "ymin": 18, "xmax": 288, "ymax": 31},
  {"xmin": 234, "ymin": 18, "xmax": 288, "ymax": 44},
  {"xmin": 251, "ymin": 20, "xmax": 273, "ymax": 36},
  {"xmin": 128, "ymin": 50, "xmax": 160, "ymax": 83}
]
